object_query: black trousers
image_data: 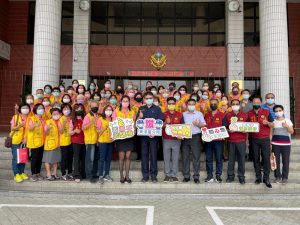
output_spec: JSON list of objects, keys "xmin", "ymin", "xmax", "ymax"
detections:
[
  {"xmin": 73, "ymin": 143, "xmax": 86, "ymax": 179},
  {"xmin": 252, "ymin": 137, "xmax": 271, "ymax": 181},
  {"xmin": 60, "ymin": 144, "xmax": 73, "ymax": 176},
  {"xmin": 30, "ymin": 146, "xmax": 44, "ymax": 175},
  {"xmin": 141, "ymin": 137, "xmax": 159, "ymax": 179},
  {"xmin": 272, "ymin": 144, "xmax": 291, "ymax": 179},
  {"xmin": 227, "ymin": 142, "xmax": 246, "ymax": 179}
]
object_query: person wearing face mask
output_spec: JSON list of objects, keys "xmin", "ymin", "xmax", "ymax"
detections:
[
  {"xmin": 219, "ymin": 96, "xmax": 232, "ymax": 113},
  {"xmin": 51, "ymin": 87, "xmax": 61, "ymax": 104},
  {"xmin": 213, "ymin": 84, "xmax": 221, "ymax": 93},
  {"xmin": 177, "ymin": 85, "xmax": 190, "ymax": 111},
  {"xmin": 104, "ymin": 80, "xmax": 112, "ymax": 91},
  {"xmin": 42, "ymin": 97, "xmax": 52, "ymax": 120},
  {"xmin": 271, "ymin": 105, "xmax": 294, "ymax": 185},
  {"xmin": 59, "ymin": 104, "xmax": 74, "ymax": 181},
  {"xmin": 158, "ymin": 85, "xmax": 165, "ymax": 95},
  {"xmin": 72, "ymin": 80, "xmax": 79, "ymax": 90},
  {"xmin": 116, "ymin": 85, "xmax": 124, "ymax": 101},
  {"xmin": 61, "ymin": 93, "xmax": 72, "ymax": 106},
  {"xmin": 248, "ymin": 95, "xmax": 274, "ymax": 188},
  {"xmin": 213, "ymin": 89, "xmax": 223, "ymax": 101},
  {"xmin": 181, "ymin": 98, "xmax": 206, "ymax": 184},
  {"xmin": 96, "ymin": 105, "xmax": 114, "ymax": 184},
  {"xmin": 168, "ymin": 82, "xmax": 176, "ymax": 96},
  {"xmin": 223, "ymin": 99, "xmax": 248, "ymax": 185},
  {"xmin": 192, "ymin": 82, "xmax": 200, "ymax": 94},
  {"xmin": 25, "ymin": 94, "xmax": 34, "ymax": 113},
  {"xmin": 228, "ymin": 86, "xmax": 242, "ymax": 103},
  {"xmin": 162, "ymin": 97, "xmax": 183, "ymax": 182},
  {"xmin": 240, "ymin": 89, "xmax": 253, "ymax": 113},
  {"xmin": 202, "ymin": 82, "xmax": 211, "ymax": 94},
  {"xmin": 76, "ymin": 94, "xmax": 86, "ymax": 111},
  {"xmin": 150, "ymin": 87, "xmax": 158, "ymax": 96},
  {"xmin": 137, "ymin": 92, "xmax": 164, "ymax": 183},
  {"xmin": 88, "ymin": 82, "xmax": 97, "ymax": 95},
  {"xmin": 133, "ymin": 92, "xmax": 143, "ymax": 113},
  {"xmin": 189, "ymin": 94, "xmax": 200, "ymax": 112},
  {"xmin": 127, "ymin": 89, "xmax": 135, "ymax": 102},
  {"xmin": 27, "ymin": 103, "xmax": 45, "ymax": 182},
  {"xmin": 59, "ymin": 84, "xmax": 66, "ymax": 96},
  {"xmin": 160, "ymin": 89, "xmax": 170, "ymax": 113},
  {"xmin": 76, "ymin": 84, "xmax": 86, "ymax": 96},
  {"xmin": 82, "ymin": 101, "xmax": 99, "ymax": 183},
  {"xmin": 43, "ymin": 108, "xmax": 62, "ymax": 181},
  {"xmin": 262, "ymin": 93, "xmax": 276, "ymax": 120},
  {"xmin": 10, "ymin": 103, "xmax": 31, "ymax": 183},
  {"xmin": 173, "ymin": 91, "xmax": 182, "ymax": 113},
  {"xmin": 34, "ymin": 89, "xmax": 44, "ymax": 105},
  {"xmin": 199, "ymin": 90, "xmax": 210, "ymax": 116},
  {"xmin": 204, "ymin": 99, "xmax": 225, "ymax": 183},
  {"xmin": 112, "ymin": 96, "xmax": 136, "ymax": 183},
  {"xmin": 108, "ymin": 95, "xmax": 118, "ymax": 111},
  {"xmin": 43, "ymin": 84, "xmax": 53, "ymax": 98},
  {"xmin": 70, "ymin": 104, "xmax": 86, "ymax": 183},
  {"xmin": 67, "ymin": 86, "xmax": 77, "ymax": 101}
]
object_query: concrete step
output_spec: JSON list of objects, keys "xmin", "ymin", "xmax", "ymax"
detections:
[
  {"xmin": 1, "ymin": 169, "xmax": 299, "ymax": 181},
  {"xmin": 1, "ymin": 178, "xmax": 299, "ymax": 194}
]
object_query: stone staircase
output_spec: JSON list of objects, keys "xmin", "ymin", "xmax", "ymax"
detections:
[{"xmin": 0, "ymin": 137, "xmax": 300, "ymax": 194}]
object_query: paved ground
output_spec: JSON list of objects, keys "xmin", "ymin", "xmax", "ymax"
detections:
[{"xmin": 0, "ymin": 192, "xmax": 299, "ymax": 225}]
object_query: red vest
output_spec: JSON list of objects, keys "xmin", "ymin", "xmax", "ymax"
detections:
[
  {"xmin": 205, "ymin": 111, "xmax": 225, "ymax": 129},
  {"xmin": 248, "ymin": 108, "xmax": 271, "ymax": 139},
  {"xmin": 162, "ymin": 111, "xmax": 183, "ymax": 140},
  {"xmin": 71, "ymin": 119, "xmax": 85, "ymax": 144},
  {"xmin": 225, "ymin": 111, "xmax": 248, "ymax": 142}
]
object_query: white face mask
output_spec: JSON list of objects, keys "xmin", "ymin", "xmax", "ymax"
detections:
[
  {"xmin": 21, "ymin": 108, "xmax": 29, "ymax": 115},
  {"xmin": 43, "ymin": 101, "xmax": 50, "ymax": 107},
  {"xmin": 52, "ymin": 115, "xmax": 60, "ymax": 121},
  {"xmin": 243, "ymin": 94, "xmax": 250, "ymax": 100},
  {"xmin": 26, "ymin": 99, "xmax": 33, "ymax": 104},
  {"xmin": 105, "ymin": 83, "xmax": 111, "ymax": 88},
  {"xmin": 232, "ymin": 105, "xmax": 240, "ymax": 112},
  {"xmin": 67, "ymin": 90, "xmax": 73, "ymax": 95},
  {"xmin": 63, "ymin": 98, "xmax": 70, "ymax": 103},
  {"xmin": 275, "ymin": 111, "xmax": 284, "ymax": 118},
  {"xmin": 105, "ymin": 110, "xmax": 112, "ymax": 116},
  {"xmin": 63, "ymin": 110, "xmax": 71, "ymax": 116},
  {"xmin": 193, "ymin": 86, "xmax": 199, "ymax": 91}
]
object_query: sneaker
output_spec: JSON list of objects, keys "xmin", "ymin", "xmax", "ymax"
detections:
[
  {"xmin": 163, "ymin": 176, "xmax": 170, "ymax": 183},
  {"xmin": 282, "ymin": 178, "xmax": 288, "ymax": 185},
  {"xmin": 36, "ymin": 174, "xmax": 43, "ymax": 181},
  {"xmin": 141, "ymin": 178, "xmax": 149, "ymax": 183},
  {"xmin": 67, "ymin": 174, "xmax": 74, "ymax": 181},
  {"xmin": 75, "ymin": 178, "xmax": 81, "ymax": 183},
  {"xmin": 205, "ymin": 176, "xmax": 214, "ymax": 183},
  {"xmin": 20, "ymin": 173, "xmax": 29, "ymax": 180},
  {"xmin": 99, "ymin": 176, "xmax": 104, "ymax": 184},
  {"xmin": 52, "ymin": 175, "xmax": 60, "ymax": 180},
  {"xmin": 30, "ymin": 174, "xmax": 38, "ymax": 182},
  {"xmin": 275, "ymin": 178, "xmax": 281, "ymax": 184},
  {"xmin": 104, "ymin": 175, "xmax": 113, "ymax": 182},
  {"xmin": 46, "ymin": 176, "xmax": 54, "ymax": 181},
  {"xmin": 14, "ymin": 174, "xmax": 23, "ymax": 183},
  {"xmin": 151, "ymin": 177, "xmax": 158, "ymax": 183},
  {"xmin": 183, "ymin": 178, "xmax": 190, "ymax": 182},
  {"xmin": 239, "ymin": 178, "xmax": 246, "ymax": 185},
  {"xmin": 171, "ymin": 177, "xmax": 179, "ymax": 182},
  {"xmin": 90, "ymin": 177, "xmax": 98, "ymax": 183},
  {"xmin": 226, "ymin": 177, "xmax": 234, "ymax": 183},
  {"xmin": 216, "ymin": 175, "xmax": 222, "ymax": 183},
  {"xmin": 125, "ymin": 177, "xmax": 132, "ymax": 184},
  {"xmin": 194, "ymin": 178, "xmax": 200, "ymax": 184},
  {"xmin": 61, "ymin": 175, "xmax": 68, "ymax": 181}
]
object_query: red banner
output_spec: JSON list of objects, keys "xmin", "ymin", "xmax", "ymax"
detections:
[{"xmin": 128, "ymin": 70, "xmax": 195, "ymax": 77}]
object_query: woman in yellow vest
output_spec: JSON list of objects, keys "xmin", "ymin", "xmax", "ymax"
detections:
[
  {"xmin": 59, "ymin": 103, "xmax": 73, "ymax": 181},
  {"xmin": 10, "ymin": 103, "xmax": 31, "ymax": 183},
  {"xmin": 112, "ymin": 95, "xmax": 136, "ymax": 183},
  {"xmin": 42, "ymin": 97, "xmax": 52, "ymax": 121},
  {"xmin": 43, "ymin": 108, "xmax": 62, "ymax": 181},
  {"xmin": 96, "ymin": 105, "xmax": 114, "ymax": 184},
  {"xmin": 82, "ymin": 100, "xmax": 99, "ymax": 181},
  {"xmin": 27, "ymin": 103, "xmax": 45, "ymax": 182}
]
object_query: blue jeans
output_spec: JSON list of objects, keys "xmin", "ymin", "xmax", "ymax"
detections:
[
  {"xmin": 85, "ymin": 144, "xmax": 96, "ymax": 178},
  {"xmin": 205, "ymin": 141, "xmax": 224, "ymax": 177},
  {"xmin": 98, "ymin": 143, "xmax": 113, "ymax": 177},
  {"xmin": 11, "ymin": 144, "xmax": 26, "ymax": 176}
]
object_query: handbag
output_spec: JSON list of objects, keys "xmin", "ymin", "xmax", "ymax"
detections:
[
  {"xmin": 17, "ymin": 145, "xmax": 29, "ymax": 164},
  {"xmin": 270, "ymin": 152, "xmax": 277, "ymax": 171},
  {"xmin": 4, "ymin": 114, "xmax": 20, "ymax": 148}
]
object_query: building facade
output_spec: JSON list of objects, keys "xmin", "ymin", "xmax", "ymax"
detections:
[{"xmin": 0, "ymin": 0, "xmax": 300, "ymax": 133}]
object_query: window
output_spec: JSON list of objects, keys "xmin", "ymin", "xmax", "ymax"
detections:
[
  {"xmin": 27, "ymin": 2, "xmax": 74, "ymax": 45},
  {"xmin": 91, "ymin": 2, "xmax": 225, "ymax": 46},
  {"xmin": 244, "ymin": 3, "xmax": 259, "ymax": 46}
]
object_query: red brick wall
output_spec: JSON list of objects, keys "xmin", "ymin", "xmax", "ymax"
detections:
[
  {"xmin": 90, "ymin": 46, "xmax": 227, "ymax": 77},
  {"xmin": 0, "ymin": 0, "xmax": 9, "ymax": 42}
]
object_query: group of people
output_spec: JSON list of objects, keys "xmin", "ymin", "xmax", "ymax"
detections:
[{"xmin": 10, "ymin": 79, "xmax": 294, "ymax": 188}]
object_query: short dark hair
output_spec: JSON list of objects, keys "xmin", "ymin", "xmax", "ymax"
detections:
[
  {"xmin": 61, "ymin": 103, "xmax": 72, "ymax": 112},
  {"xmin": 33, "ymin": 103, "xmax": 45, "ymax": 114},
  {"xmin": 50, "ymin": 108, "xmax": 61, "ymax": 114},
  {"xmin": 252, "ymin": 95, "xmax": 262, "ymax": 102},
  {"xmin": 167, "ymin": 97, "xmax": 176, "ymax": 103},
  {"xmin": 18, "ymin": 103, "xmax": 31, "ymax": 113},
  {"xmin": 273, "ymin": 105, "xmax": 284, "ymax": 112},
  {"xmin": 187, "ymin": 98, "xmax": 196, "ymax": 104},
  {"xmin": 143, "ymin": 91, "xmax": 154, "ymax": 98},
  {"xmin": 242, "ymin": 89, "xmax": 251, "ymax": 94},
  {"xmin": 169, "ymin": 82, "xmax": 176, "ymax": 87},
  {"xmin": 190, "ymin": 94, "xmax": 200, "ymax": 102},
  {"xmin": 44, "ymin": 85, "xmax": 52, "ymax": 91},
  {"xmin": 231, "ymin": 99, "xmax": 240, "ymax": 105}
]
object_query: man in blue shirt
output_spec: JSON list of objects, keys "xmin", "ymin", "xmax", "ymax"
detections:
[
  {"xmin": 137, "ymin": 92, "xmax": 164, "ymax": 183},
  {"xmin": 262, "ymin": 93, "xmax": 276, "ymax": 119},
  {"xmin": 181, "ymin": 98, "xmax": 206, "ymax": 183}
]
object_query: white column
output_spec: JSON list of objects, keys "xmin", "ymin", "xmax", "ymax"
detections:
[
  {"xmin": 72, "ymin": 0, "xmax": 90, "ymax": 85},
  {"xmin": 32, "ymin": 0, "xmax": 62, "ymax": 93},
  {"xmin": 259, "ymin": 0, "xmax": 290, "ymax": 117},
  {"xmin": 226, "ymin": 0, "xmax": 244, "ymax": 93}
]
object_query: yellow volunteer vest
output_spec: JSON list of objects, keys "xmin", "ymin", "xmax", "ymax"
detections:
[
  {"xmin": 26, "ymin": 115, "xmax": 44, "ymax": 149},
  {"xmin": 115, "ymin": 108, "xmax": 135, "ymax": 119},
  {"xmin": 44, "ymin": 119, "xmax": 59, "ymax": 151},
  {"xmin": 59, "ymin": 116, "xmax": 71, "ymax": 146},
  {"xmin": 83, "ymin": 113, "xmax": 98, "ymax": 144},
  {"xmin": 98, "ymin": 117, "xmax": 112, "ymax": 143},
  {"xmin": 11, "ymin": 115, "xmax": 25, "ymax": 145}
]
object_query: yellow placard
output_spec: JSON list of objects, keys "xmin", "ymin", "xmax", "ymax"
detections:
[{"xmin": 78, "ymin": 80, "xmax": 86, "ymax": 86}]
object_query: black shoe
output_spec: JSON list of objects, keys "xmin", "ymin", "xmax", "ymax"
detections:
[
  {"xmin": 90, "ymin": 177, "xmax": 98, "ymax": 183},
  {"xmin": 216, "ymin": 175, "xmax": 222, "ymax": 183},
  {"xmin": 183, "ymin": 178, "xmax": 190, "ymax": 182},
  {"xmin": 239, "ymin": 178, "xmax": 245, "ymax": 185},
  {"xmin": 120, "ymin": 177, "xmax": 125, "ymax": 183},
  {"xmin": 125, "ymin": 177, "xmax": 132, "ymax": 184},
  {"xmin": 205, "ymin": 176, "xmax": 214, "ymax": 183},
  {"xmin": 264, "ymin": 180, "xmax": 272, "ymax": 188},
  {"xmin": 141, "ymin": 178, "xmax": 149, "ymax": 183},
  {"xmin": 151, "ymin": 177, "xmax": 158, "ymax": 183},
  {"xmin": 226, "ymin": 177, "xmax": 234, "ymax": 183},
  {"xmin": 255, "ymin": 178, "xmax": 262, "ymax": 184},
  {"xmin": 194, "ymin": 178, "xmax": 200, "ymax": 184}
]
